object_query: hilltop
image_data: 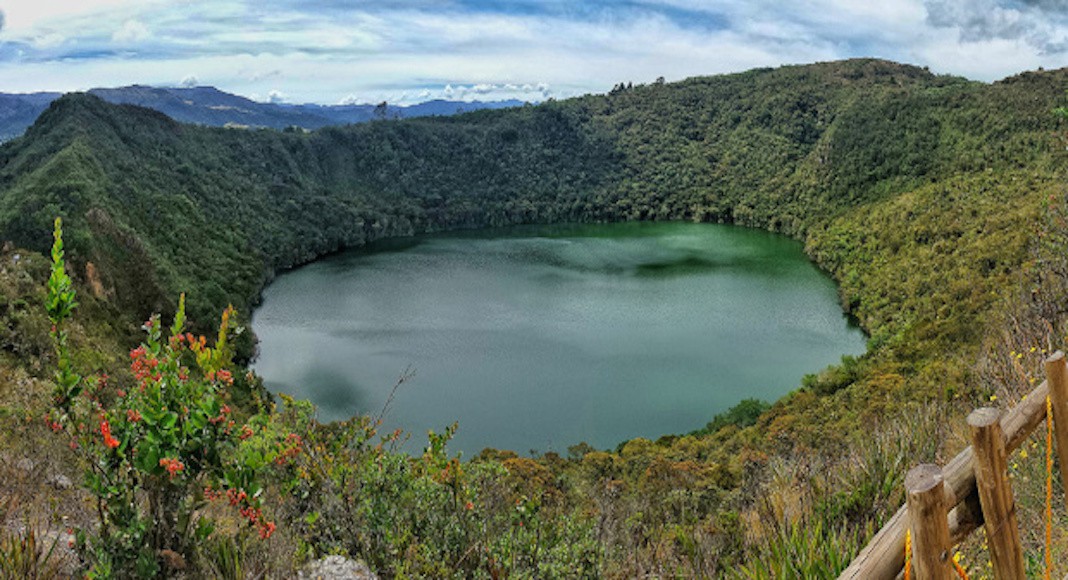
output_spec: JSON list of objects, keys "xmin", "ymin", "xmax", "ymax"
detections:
[{"xmin": 0, "ymin": 58, "xmax": 1066, "ymax": 576}]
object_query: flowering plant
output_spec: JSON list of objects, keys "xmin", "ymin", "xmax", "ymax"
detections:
[{"xmin": 45, "ymin": 218, "xmax": 292, "ymax": 577}]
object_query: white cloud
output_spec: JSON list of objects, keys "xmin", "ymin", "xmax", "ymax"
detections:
[
  {"xmin": 32, "ymin": 32, "xmax": 66, "ymax": 49},
  {"xmin": 3, "ymin": 0, "xmax": 141, "ymax": 34},
  {"xmin": 3, "ymin": 0, "xmax": 1067, "ymax": 105},
  {"xmin": 113, "ymin": 19, "xmax": 150, "ymax": 43},
  {"xmin": 266, "ymin": 89, "xmax": 287, "ymax": 103},
  {"xmin": 912, "ymin": 34, "xmax": 1048, "ymax": 78},
  {"xmin": 180, "ymin": 75, "xmax": 198, "ymax": 87}
]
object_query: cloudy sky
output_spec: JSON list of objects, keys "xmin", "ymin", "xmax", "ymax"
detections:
[{"xmin": 0, "ymin": 0, "xmax": 1066, "ymax": 105}]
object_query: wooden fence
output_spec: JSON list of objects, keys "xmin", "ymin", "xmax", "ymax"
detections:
[{"xmin": 840, "ymin": 351, "xmax": 1068, "ymax": 579}]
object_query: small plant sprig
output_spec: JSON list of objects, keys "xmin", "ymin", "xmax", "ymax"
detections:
[{"xmin": 46, "ymin": 217, "xmax": 81, "ymax": 418}]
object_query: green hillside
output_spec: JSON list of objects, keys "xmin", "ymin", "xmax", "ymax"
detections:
[{"xmin": 1, "ymin": 58, "xmax": 1067, "ymax": 576}]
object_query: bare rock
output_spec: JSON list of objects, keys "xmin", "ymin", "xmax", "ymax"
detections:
[
  {"xmin": 298, "ymin": 556, "xmax": 377, "ymax": 580},
  {"xmin": 47, "ymin": 474, "xmax": 73, "ymax": 490}
]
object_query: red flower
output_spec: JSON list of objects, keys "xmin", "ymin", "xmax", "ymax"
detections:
[
  {"xmin": 126, "ymin": 409, "xmax": 142, "ymax": 423},
  {"xmin": 44, "ymin": 415, "xmax": 64, "ymax": 432},
  {"xmin": 159, "ymin": 457, "xmax": 184, "ymax": 479},
  {"xmin": 100, "ymin": 420, "xmax": 120, "ymax": 449},
  {"xmin": 258, "ymin": 521, "xmax": 276, "ymax": 540}
]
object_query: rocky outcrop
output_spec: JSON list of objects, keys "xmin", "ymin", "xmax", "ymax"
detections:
[{"xmin": 298, "ymin": 556, "xmax": 377, "ymax": 580}]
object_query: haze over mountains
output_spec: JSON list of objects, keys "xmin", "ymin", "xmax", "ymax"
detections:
[{"xmin": 0, "ymin": 85, "xmax": 525, "ymax": 141}]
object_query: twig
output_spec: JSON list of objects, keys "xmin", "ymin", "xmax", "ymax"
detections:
[{"xmin": 375, "ymin": 365, "xmax": 415, "ymax": 427}]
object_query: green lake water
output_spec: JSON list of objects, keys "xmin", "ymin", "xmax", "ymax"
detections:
[{"xmin": 251, "ymin": 222, "xmax": 867, "ymax": 455}]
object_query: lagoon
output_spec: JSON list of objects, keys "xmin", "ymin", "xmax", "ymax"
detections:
[{"xmin": 251, "ymin": 222, "xmax": 867, "ymax": 456}]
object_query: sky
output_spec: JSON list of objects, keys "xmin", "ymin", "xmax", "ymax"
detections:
[{"xmin": 0, "ymin": 0, "xmax": 1066, "ymax": 105}]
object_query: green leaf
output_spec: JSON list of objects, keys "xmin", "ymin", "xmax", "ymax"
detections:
[
  {"xmin": 170, "ymin": 293, "xmax": 187, "ymax": 336},
  {"xmin": 161, "ymin": 412, "xmax": 178, "ymax": 430},
  {"xmin": 134, "ymin": 444, "xmax": 160, "ymax": 473},
  {"xmin": 194, "ymin": 518, "xmax": 215, "ymax": 542},
  {"xmin": 142, "ymin": 409, "xmax": 161, "ymax": 427},
  {"xmin": 189, "ymin": 410, "xmax": 207, "ymax": 431}
]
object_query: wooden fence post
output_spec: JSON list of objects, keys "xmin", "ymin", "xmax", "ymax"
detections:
[
  {"xmin": 1044, "ymin": 351, "xmax": 1068, "ymax": 513},
  {"xmin": 905, "ymin": 464, "xmax": 954, "ymax": 580},
  {"xmin": 842, "ymin": 378, "xmax": 1053, "ymax": 578},
  {"xmin": 968, "ymin": 407, "xmax": 1025, "ymax": 579}
]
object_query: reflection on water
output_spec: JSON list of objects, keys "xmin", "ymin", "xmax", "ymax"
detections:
[
  {"xmin": 266, "ymin": 366, "xmax": 370, "ymax": 421},
  {"xmin": 253, "ymin": 222, "xmax": 867, "ymax": 455}
]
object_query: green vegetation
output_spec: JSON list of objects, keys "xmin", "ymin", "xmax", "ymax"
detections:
[
  {"xmin": 45, "ymin": 219, "xmax": 291, "ymax": 576},
  {"xmin": 689, "ymin": 398, "xmax": 771, "ymax": 437},
  {"xmin": 1, "ymin": 58, "xmax": 1067, "ymax": 576}
]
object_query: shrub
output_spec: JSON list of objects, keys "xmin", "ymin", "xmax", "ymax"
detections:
[{"xmin": 44, "ymin": 218, "xmax": 293, "ymax": 577}]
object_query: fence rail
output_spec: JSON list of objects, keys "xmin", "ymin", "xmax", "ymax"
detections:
[{"xmin": 840, "ymin": 351, "xmax": 1068, "ymax": 579}]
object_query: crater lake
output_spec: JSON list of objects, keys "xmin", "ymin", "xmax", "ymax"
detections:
[{"xmin": 251, "ymin": 222, "xmax": 867, "ymax": 455}]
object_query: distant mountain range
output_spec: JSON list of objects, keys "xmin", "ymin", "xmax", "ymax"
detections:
[{"xmin": 0, "ymin": 85, "xmax": 525, "ymax": 141}]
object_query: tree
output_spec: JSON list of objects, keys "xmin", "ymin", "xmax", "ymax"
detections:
[{"xmin": 373, "ymin": 101, "xmax": 389, "ymax": 121}]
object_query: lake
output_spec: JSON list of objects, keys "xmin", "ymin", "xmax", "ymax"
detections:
[{"xmin": 251, "ymin": 222, "xmax": 867, "ymax": 456}]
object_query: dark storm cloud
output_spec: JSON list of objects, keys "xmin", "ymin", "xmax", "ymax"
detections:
[{"xmin": 926, "ymin": 0, "xmax": 1068, "ymax": 53}]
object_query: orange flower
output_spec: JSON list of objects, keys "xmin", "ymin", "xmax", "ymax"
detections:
[
  {"xmin": 100, "ymin": 420, "xmax": 119, "ymax": 449},
  {"xmin": 258, "ymin": 521, "xmax": 276, "ymax": 539},
  {"xmin": 159, "ymin": 457, "xmax": 184, "ymax": 478}
]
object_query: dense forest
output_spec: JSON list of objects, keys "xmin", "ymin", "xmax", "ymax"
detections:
[{"xmin": 1, "ymin": 58, "xmax": 1067, "ymax": 577}]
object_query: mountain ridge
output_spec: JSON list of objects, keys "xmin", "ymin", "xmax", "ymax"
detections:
[{"xmin": 0, "ymin": 85, "xmax": 526, "ymax": 142}]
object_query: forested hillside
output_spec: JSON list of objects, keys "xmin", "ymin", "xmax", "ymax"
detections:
[
  {"xmin": 3, "ymin": 60, "xmax": 1058, "ymax": 327},
  {"xmin": 1, "ymin": 58, "xmax": 1066, "ymax": 576}
]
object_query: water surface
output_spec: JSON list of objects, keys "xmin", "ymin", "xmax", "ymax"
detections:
[{"xmin": 252, "ymin": 222, "xmax": 866, "ymax": 455}]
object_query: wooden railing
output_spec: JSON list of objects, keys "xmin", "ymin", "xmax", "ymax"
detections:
[{"xmin": 840, "ymin": 351, "xmax": 1068, "ymax": 579}]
